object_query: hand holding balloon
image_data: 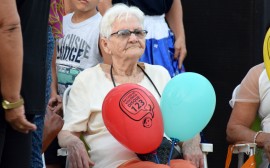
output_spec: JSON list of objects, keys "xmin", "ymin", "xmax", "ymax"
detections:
[{"xmin": 160, "ymin": 72, "xmax": 216, "ymax": 141}]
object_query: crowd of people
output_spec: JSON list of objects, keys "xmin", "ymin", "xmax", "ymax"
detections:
[{"xmin": 1, "ymin": 0, "xmax": 269, "ymax": 168}]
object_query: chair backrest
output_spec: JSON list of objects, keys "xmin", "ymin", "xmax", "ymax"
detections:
[{"xmin": 62, "ymin": 85, "xmax": 72, "ymax": 115}]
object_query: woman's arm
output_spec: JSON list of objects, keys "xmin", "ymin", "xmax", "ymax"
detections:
[
  {"xmin": 181, "ymin": 134, "xmax": 204, "ymax": 168},
  {"xmin": 48, "ymin": 45, "xmax": 63, "ymax": 115},
  {"xmin": 58, "ymin": 130, "xmax": 95, "ymax": 167},
  {"xmin": 165, "ymin": 0, "xmax": 187, "ymax": 70},
  {"xmin": 0, "ymin": 0, "xmax": 36, "ymax": 133},
  {"xmin": 50, "ymin": 45, "xmax": 58, "ymax": 100},
  {"xmin": 226, "ymin": 102, "xmax": 262, "ymax": 144},
  {"xmin": 226, "ymin": 101, "xmax": 270, "ymax": 161}
]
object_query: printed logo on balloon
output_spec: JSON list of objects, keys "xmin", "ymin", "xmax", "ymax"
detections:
[
  {"xmin": 102, "ymin": 84, "xmax": 164, "ymax": 154},
  {"xmin": 119, "ymin": 88, "xmax": 155, "ymax": 128}
]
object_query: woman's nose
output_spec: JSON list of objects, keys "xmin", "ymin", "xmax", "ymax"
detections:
[{"xmin": 128, "ymin": 33, "xmax": 138, "ymax": 42}]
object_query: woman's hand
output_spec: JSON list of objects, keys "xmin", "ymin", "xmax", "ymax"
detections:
[
  {"xmin": 47, "ymin": 94, "xmax": 63, "ymax": 116},
  {"xmin": 181, "ymin": 134, "xmax": 204, "ymax": 168},
  {"xmin": 66, "ymin": 136, "xmax": 95, "ymax": 168},
  {"xmin": 174, "ymin": 36, "xmax": 187, "ymax": 70},
  {"xmin": 5, "ymin": 105, "xmax": 36, "ymax": 133},
  {"xmin": 263, "ymin": 141, "xmax": 270, "ymax": 162}
]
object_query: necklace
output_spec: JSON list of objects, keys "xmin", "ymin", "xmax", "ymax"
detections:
[{"xmin": 110, "ymin": 64, "xmax": 161, "ymax": 97}]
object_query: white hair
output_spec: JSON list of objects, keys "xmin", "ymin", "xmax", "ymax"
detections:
[{"xmin": 99, "ymin": 3, "xmax": 145, "ymax": 38}]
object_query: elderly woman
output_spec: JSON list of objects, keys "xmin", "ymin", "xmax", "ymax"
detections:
[
  {"xmin": 226, "ymin": 62, "xmax": 270, "ymax": 168},
  {"xmin": 58, "ymin": 4, "xmax": 203, "ymax": 168},
  {"xmin": 227, "ymin": 63, "xmax": 270, "ymax": 168}
]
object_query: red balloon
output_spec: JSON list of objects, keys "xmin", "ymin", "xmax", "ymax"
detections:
[{"xmin": 102, "ymin": 83, "xmax": 164, "ymax": 154}]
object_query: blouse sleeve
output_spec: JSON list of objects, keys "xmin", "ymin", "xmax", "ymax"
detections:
[{"xmin": 234, "ymin": 63, "xmax": 264, "ymax": 103}]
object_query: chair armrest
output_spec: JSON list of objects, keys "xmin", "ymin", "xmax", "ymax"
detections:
[
  {"xmin": 232, "ymin": 143, "xmax": 256, "ymax": 156},
  {"xmin": 57, "ymin": 148, "xmax": 68, "ymax": 156},
  {"xmin": 230, "ymin": 143, "xmax": 256, "ymax": 168},
  {"xmin": 200, "ymin": 143, "xmax": 213, "ymax": 168},
  {"xmin": 201, "ymin": 143, "xmax": 213, "ymax": 153}
]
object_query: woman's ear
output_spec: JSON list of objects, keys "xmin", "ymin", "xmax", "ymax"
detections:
[
  {"xmin": 100, "ymin": 37, "xmax": 112, "ymax": 55},
  {"xmin": 99, "ymin": 37, "xmax": 112, "ymax": 64}
]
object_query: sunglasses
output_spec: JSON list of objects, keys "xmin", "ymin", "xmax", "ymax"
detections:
[{"xmin": 110, "ymin": 29, "xmax": 148, "ymax": 39}]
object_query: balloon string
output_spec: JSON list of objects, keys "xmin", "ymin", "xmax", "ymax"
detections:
[
  {"xmin": 167, "ymin": 138, "xmax": 179, "ymax": 166},
  {"xmin": 152, "ymin": 151, "xmax": 160, "ymax": 164}
]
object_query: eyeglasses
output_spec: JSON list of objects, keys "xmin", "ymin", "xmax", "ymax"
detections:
[{"xmin": 110, "ymin": 29, "xmax": 148, "ymax": 39}]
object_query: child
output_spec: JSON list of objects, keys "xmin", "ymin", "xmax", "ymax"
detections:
[{"xmin": 54, "ymin": 0, "xmax": 103, "ymax": 96}]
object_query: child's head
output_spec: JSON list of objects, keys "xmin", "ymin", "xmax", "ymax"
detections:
[{"xmin": 71, "ymin": 0, "xmax": 99, "ymax": 13}]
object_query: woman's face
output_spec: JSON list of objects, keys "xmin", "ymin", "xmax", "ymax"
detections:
[
  {"xmin": 71, "ymin": 0, "xmax": 99, "ymax": 12},
  {"xmin": 106, "ymin": 16, "xmax": 146, "ymax": 62}
]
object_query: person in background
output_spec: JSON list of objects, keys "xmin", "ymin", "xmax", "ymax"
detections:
[
  {"xmin": 46, "ymin": 0, "xmax": 104, "ymax": 167},
  {"xmin": 0, "ymin": 0, "xmax": 50, "ymax": 167},
  {"xmin": 226, "ymin": 62, "xmax": 270, "ymax": 168},
  {"xmin": 98, "ymin": 0, "xmax": 187, "ymax": 77},
  {"xmin": 58, "ymin": 4, "xmax": 203, "ymax": 168},
  {"xmin": 31, "ymin": 0, "xmax": 65, "ymax": 167}
]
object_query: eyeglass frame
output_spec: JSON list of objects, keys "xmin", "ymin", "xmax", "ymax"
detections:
[{"xmin": 110, "ymin": 29, "xmax": 148, "ymax": 39}]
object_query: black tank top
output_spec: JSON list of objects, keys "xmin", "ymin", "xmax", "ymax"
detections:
[{"xmin": 112, "ymin": 0, "xmax": 173, "ymax": 16}]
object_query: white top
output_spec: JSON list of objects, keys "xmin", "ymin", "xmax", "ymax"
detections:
[
  {"xmin": 144, "ymin": 15, "xmax": 169, "ymax": 40},
  {"xmin": 56, "ymin": 12, "xmax": 103, "ymax": 96},
  {"xmin": 62, "ymin": 63, "xmax": 171, "ymax": 168}
]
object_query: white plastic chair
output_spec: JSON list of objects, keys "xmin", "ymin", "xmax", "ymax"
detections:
[
  {"xmin": 62, "ymin": 85, "xmax": 72, "ymax": 115},
  {"xmin": 201, "ymin": 143, "xmax": 213, "ymax": 168},
  {"xmin": 57, "ymin": 86, "xmax": 72, "ymax": 167}
]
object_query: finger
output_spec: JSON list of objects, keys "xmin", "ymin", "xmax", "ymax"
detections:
[
  {"xmin": 69, "ymin": 145, "xmax": 83, "ymax": 168},
  {"xmin": 56, "ymin": 96, "xmax": 62, "ymax": 102},
  {"xmin": 89, "ymin": 159, "xmax": 95, "ymax": 166},
  {"xmin": 68, "ymin": 156, "xmax": 74, "ymax": 168},
  {"xmin": 48, "ymin": 97, "xmax": 57, "ymax": 106},
  {"xmin": 178, "ymin": 56, "xmax": 183, "ymax": 70},
  {"xmin": 82, "ymin": 150, "xmax": 94, "ymax": 167},
  {"xmin": 178, "ymin": 50, "xmax": 187, "ymax": 69},
  {"xmin": 81, "ymin": 154, "xmax": 90, "ymax": 168},
  {"xmin": 20, "ymin": 118, "xmax": 37, "ymax": 130},
  {"xmin": 11, "ymin": 123, "xmax": 29, "ymax": 134},
  {"xmin": 199, "ymin": 157, "xmax": 204, "ymax": 168},
  {"xmin": 68, "ymin": 153, "xmax": 76, "ymax": 168},
  {"xmin": 173, "ymin": 48, "xmax": 180, "ymax": 60},
  {"xmin": 55, "ymin": 95, "xmax": 62, "ymax": 102},
  {"xmin": 9, "ymin": 117, "xmax": 36, "ymax": 133},
  {"xmin": 191, "ymin": 159, "xmax": 199, "ymax": 168},
  {"xmin": 53, "ymin": 105, "xmax": 62, "ymax": 114}
]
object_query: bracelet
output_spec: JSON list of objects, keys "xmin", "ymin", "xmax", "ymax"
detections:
[
  {"xmin": 253, "ymin": 131, "xmax": 263, "ymax": 143},
  {"xmin": 2, "ymin": 96, "xmax": 24, "ymax": 110}
]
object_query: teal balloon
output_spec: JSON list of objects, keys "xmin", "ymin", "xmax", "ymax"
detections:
[{"xmin": 160, "ymin": 72, "xmax": 216, "ymax": 141}]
